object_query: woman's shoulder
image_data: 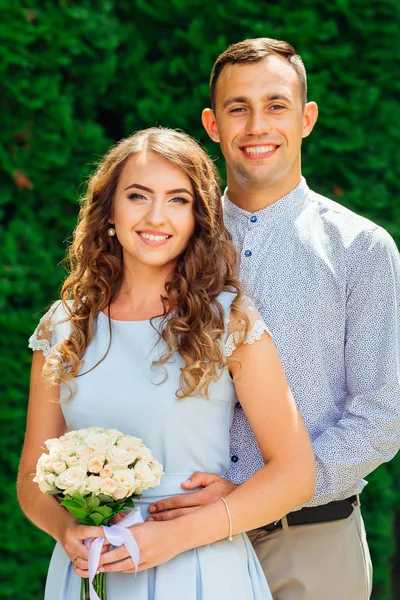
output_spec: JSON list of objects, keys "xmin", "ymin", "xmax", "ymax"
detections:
[{"xmin": 28, "ymin": 300, "xmax": 73, "ymax": 356}]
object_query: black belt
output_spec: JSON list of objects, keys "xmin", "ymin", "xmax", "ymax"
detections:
[{"xmin": 263, "ymin": 496, "xmax": 358, "ymax": 532}]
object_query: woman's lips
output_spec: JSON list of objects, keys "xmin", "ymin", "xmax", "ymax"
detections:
[{"xmin": 136, "ymin": 231, "xmax": 172, "ymax": 247}]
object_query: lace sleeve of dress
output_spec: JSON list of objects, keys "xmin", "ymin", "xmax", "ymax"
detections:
[
  {"xmin": 225, "ymin": 295, "xmax": 271, "ymax": 357},
  {"xmin": 28, "ymin": 303, "xmax": 59, "ymax": 357}
]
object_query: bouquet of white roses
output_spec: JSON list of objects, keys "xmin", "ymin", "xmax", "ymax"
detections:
[{"xmin": 34, "ymin": 426, "xmax": 163, "ymax": 600}]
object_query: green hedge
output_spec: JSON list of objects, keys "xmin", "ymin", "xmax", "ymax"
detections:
[{"xmin": 1, "ymin": 1, "xmax": 399, "ymax": 598}]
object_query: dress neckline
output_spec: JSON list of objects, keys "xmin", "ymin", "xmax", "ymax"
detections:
[{"xmin": 99, "ymin": 311, "xmax": 163, "ymax": 324}]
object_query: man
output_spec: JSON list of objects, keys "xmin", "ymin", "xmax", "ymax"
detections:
[{"xmin": 148, "ymin": 38, "xmax": 400, "ymax": 599}]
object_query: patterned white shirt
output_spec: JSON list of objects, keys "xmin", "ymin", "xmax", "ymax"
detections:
[{"xmin": 224, "ymin": 178, "xmax": 400, "ymax": 507}]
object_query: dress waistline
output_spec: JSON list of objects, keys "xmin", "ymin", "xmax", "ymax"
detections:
[{"xmin": 138, "ymin": 472, "xmax": 196, "ymax": 503}]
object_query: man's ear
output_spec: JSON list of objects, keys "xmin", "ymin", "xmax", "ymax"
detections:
[
  {"xmin": 302, "ymin": 102, "xmax": 318, "ymax": 139},
  {"xmin": 202, "ymin": 108, "xmax": 220, "ymax": 143}
]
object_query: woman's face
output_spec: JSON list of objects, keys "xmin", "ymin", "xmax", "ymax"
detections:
[{"xmin": 112, "ymin": 151, "xmax": 196, "ymax": 272}]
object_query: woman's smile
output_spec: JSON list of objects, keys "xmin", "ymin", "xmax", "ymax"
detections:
[{"xmin": 137, "ymin": 230, "xmax": 173, "ymax": 246}]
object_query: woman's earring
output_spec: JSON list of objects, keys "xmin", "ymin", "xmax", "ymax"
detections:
[{"xmin": 108, "ymin": 226, "xmax": 116, "ymax": 237}]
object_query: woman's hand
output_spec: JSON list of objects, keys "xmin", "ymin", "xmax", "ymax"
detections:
[
  {"xmin": 59, "ymin": 520, "xmax": 105, "ymax": 578},
  {"xmin": 97, "ymin": 520, "xmax": 183, "ymax": 574}
]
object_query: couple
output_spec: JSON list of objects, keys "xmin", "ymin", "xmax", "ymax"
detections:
[{"xmin": 18, "ymin": 38, "xmax": 400, "ymax": 600}]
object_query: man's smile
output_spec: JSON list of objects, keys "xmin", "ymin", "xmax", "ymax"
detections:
[{"xmin": 239, "ymin": 144, "xmax": 280, "ymax": 159}]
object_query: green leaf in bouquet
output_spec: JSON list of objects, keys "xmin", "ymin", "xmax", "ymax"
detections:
[
  {"xmin": 78, "ymin": 517, "xmax": 96, "ymax": 525},
  {"xmin": 46, "ymin": 489, "xmax": 62, "ymax": 495},
  {"xmin": 95, "ymin": 505, "xmax": 113, "ymax": 518},
  {"xmin": 61, "ymin": 498, "xmax": 82, "ymax": 508},
  {"xmin": 71, "ymin": 491, "xmax": 86, "ymax": 507},
  {"xmin": 123, "ymin": 497, "xmax": 136, "ymax": 508},
  {"xmin": 88, "ymin": 511, "xmax": 106, "ymax": 526},
  {"xmin": 61, "ymin": 499, "xmax": 85, "ymax": 510},
  {"xmin": 97, "ymin": 494, "xmax": 115, "ymax": 504},
  {"xmin": 64, "ymin": 505, "xmax": 90, "ymax": 519},
  {"xmin": 86, "ymin": 494, "xmax": 100, "ymax": 509}
]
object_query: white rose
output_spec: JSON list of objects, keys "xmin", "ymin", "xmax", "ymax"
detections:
[
  {"xmin": 36, "ymin": 475, "xmax": 55, "ymax": 493},
  {"xmin": 92, "ymin": 450, "xmax": 107, "ymax": 463},
  {"xmin": 112, "ymin": 484, "xmax": 130, "ymax": 500},
  {"xmin": 48, "ymin": 448, "xmax": 61, "ymax": 461},
  {"xmin": 107, "ymin": 446, "xmax": 135, "ymax": 468},
  {"xmin": 58, "ymin": 439, "xmax": 78, "ymax": 455},
  {"xmin": 100, "ymin": 477, "xmax": 117, "ymax": 495},
  {"xmin": 62, "ymin": 430, "xmax": 81, "ymax": 440},
  {"xmin": 85, "ymin": 432, "xmax": 112, "ymax": 452},
  {"xmin": 130, "ymin": 442, "xmax": 146, "ymax": 455},
  {"xmin": 100, "ymin": 466, "xmax": 113, "ymax": 479},
  {"xmin": 44, "ymin": 437, "xmax": 60, "ymax": 451},
  {"xmin": 136, "ymin": 447, "xmax": 153, "ymax": 462},
  {"xmin": 52, "ymin": 461, "xmax": 67, "ymax": 475},
  {"xmin": 86, "ymin": 475, "xmax": 101, "ymax": 493},
  {"xmin": 106, "ymin": 429, "xmax": 122, "ymax": 443},
  {"xmin": 116, "ymin": 436, "xmax": 135, "ymax": 450},
  {"xmin": 134, "ymin": 460, "xmax": 158, "ymax": 491},
  {"xmin": 76, "ymin": 445, "xmax": 92, "ymax": 461},
  {"xmin": 37, "ymin": 454, "xmax": 55, "ymax": 473},
  {"xmin": 151, "ymin": 460, "xmax": 163, "ymax": 476},
  {"xmin": 111, "ymin": 468, "xmax": 136, "ymax": 500},
  {"xmin": 88, "ymin": 457, "xmax": 103, "ymax": 474},
  {"xmin": 113, "ymin": 469, "xmax": 136, "ymax": 490},
  {"xmin": 55, "ymin": 466, "xmax": 87, "ymax": 491},
  {"xmin": 65, "ymin": 455, "xmax": 80, "ymax": 468},
  {"xmin": 45, "ymin": 473, "xmax": 57, "ymax": 486},
  {"xmin": 85, "ymin": 426, "xmax": 103, "ymax": 434},
  {"xmin": 64, "ymin": 480, "xmax": 88, "ymax": 497}
]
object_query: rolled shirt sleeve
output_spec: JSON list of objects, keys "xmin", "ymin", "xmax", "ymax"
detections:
[{"xmin": 312, "ymin": 227, "xmax": 400, "ymax": 505}]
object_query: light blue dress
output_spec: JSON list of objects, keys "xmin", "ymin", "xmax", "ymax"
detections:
[{"xmin": 29, "ymin": 292, "xmax": 272, "ymax": 600}]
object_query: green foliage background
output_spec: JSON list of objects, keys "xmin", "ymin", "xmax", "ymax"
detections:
[{"xmin": 1, "ymin": 1, "xmax": 399, "ymax": 598}]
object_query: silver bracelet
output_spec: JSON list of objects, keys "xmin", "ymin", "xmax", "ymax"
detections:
[{"xmin": 221, "ymin": 497, "xmax": 233, "ymax": 541}]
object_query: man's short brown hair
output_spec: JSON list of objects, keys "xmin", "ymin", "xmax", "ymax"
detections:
[{"xmin": 210, "ymin": 38, "xmax": 307, "ymax": 109}]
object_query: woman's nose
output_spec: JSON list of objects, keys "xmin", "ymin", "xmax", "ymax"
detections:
[{"xmin": 145, "ymin": 200, "xmax": 167, "ymax": 226}]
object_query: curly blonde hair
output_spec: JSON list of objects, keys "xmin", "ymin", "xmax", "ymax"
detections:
[{"xmin": 43, "ymin": 127, "xmax": 248, "ymax": 398}]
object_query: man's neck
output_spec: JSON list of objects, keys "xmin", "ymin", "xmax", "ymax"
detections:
[{"xmin": 226, "ymin": 175, "xmax": 302, "ymax": 213}]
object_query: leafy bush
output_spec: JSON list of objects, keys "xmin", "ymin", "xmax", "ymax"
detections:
[{"xmin": 1, "ymin": 1, "xmax": 399, "ymax": 598}]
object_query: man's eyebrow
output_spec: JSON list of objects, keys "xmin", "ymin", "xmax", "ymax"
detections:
[
  {"xmin": 222, "ymin": 93, "xmax": 292, "ymax": 109},
  {"xmin": 266, "ymin": 93, "xmax": 292, "ymax": 103},
  {"xmin": 223, "ymin": 96, "xmax": 248, "ymax": 109},
  {"xmin": 124, "ymin": 183, "xmax": 193, "ymax": 197}
]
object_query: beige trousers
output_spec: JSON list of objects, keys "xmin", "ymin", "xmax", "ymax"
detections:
[{"xmin": 247, "ymin": 505, "xmax": 373, "ymax": 600}]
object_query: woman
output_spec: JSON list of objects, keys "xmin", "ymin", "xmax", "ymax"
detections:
[{"xmin": 18, "ymin": 128, "xmax": 315, "ymax": 599}]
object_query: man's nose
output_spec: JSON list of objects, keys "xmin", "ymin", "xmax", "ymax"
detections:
[{"xmin": 245, "ymin": 110, "xmax": 271, "ymax": 137}]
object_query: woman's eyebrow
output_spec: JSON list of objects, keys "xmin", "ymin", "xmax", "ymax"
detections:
[
  {"xmin": 166, "ymin": 188, "xmax": 194, "ymax": 197},
  {"xmin": 124, "ymin": 183, "xmax": 193, "ymax": 197}
]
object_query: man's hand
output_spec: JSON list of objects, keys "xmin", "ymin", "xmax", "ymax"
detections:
[{"xmin": 146, "ymin": 471, "xmax": 237, "ymax": 521}]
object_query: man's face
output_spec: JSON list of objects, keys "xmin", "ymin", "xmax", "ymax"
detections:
[{"xmin": 203, "ymin": 56, "xmax": 316, "ymax": 191}]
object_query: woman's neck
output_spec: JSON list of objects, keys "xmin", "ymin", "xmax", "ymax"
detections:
[{"xmin": 110, "ymin": 262, "xmax": 173, "ymax": 321}]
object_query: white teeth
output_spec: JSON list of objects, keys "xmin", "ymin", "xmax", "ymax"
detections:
[
  {"xmin": 139, "ymin": 232, "xmax": 170, "ymax": 241},
  {"xmin": 243, "ymin": 145, "xmax": 276, "ymax": 155}
]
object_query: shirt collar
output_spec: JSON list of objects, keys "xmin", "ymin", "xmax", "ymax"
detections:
[{"xmin": 223, "ymin": 177, "xmax": 310, "ymax": 224}]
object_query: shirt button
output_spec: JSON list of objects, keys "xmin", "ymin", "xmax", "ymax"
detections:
[
  {"xmin": 244, "ymin": 250, "xmax": 252, "ymax": 257},
  {"xmin": 231, "ymin": 455, "xmax": 239, "ymax": 463},
  {"xmin": 250, "ymin": 215, "xmax": 257, "ymax": 223},
  {"xmin": 235, "ymin": 401, "xmax": 242, "ymax": 409}
]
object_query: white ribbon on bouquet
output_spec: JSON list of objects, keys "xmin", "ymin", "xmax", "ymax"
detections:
[{"xmin": 86, "ymin": 508, "xmax": 144, "ymax": 600}]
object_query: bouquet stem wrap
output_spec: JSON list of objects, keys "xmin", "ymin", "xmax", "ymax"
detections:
[{"xmin": 84, "ymin": 508, "xmax": 144, "ymax": 600}]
